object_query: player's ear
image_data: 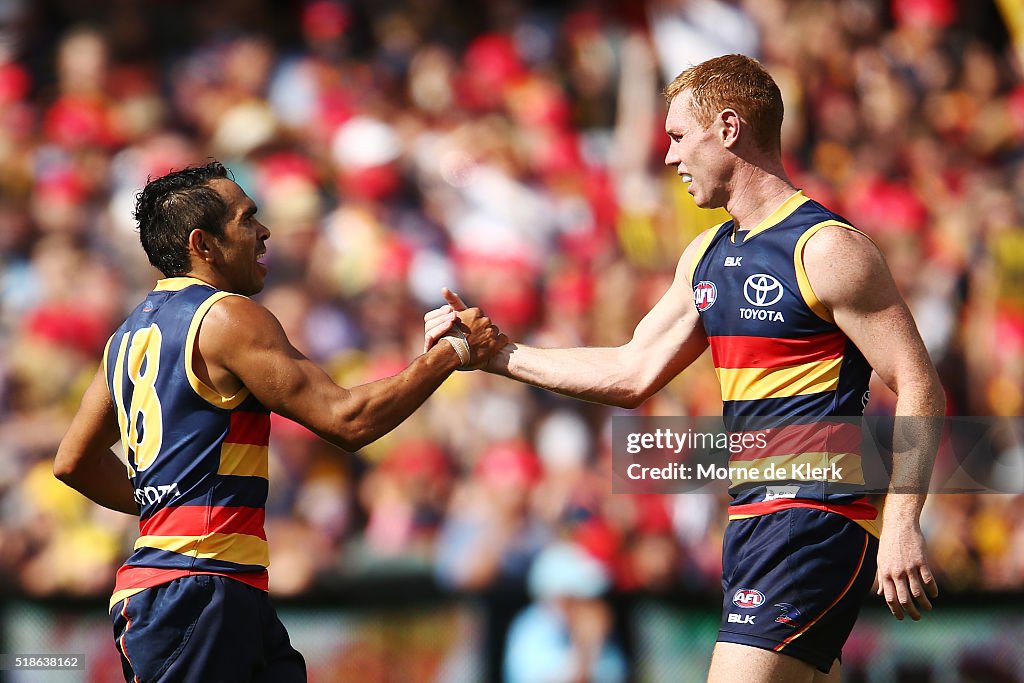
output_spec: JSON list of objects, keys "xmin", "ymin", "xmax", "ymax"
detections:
[
  {"xmin": 188, "ymin": 228, "xmax": 217, "ymax": 264},
  {"xmin": 719, "ymin": 108, "xmax": 741, "ymax": 148}
]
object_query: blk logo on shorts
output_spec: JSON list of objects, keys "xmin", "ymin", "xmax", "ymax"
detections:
[
  {"xmin": 693, "ymin": 281, "xmax": 718, "ymax": 312},
  {"xmin": 732, "ymin": 588, "xmax": 765, "ymax": 609},
  {"xmin": 727, "ymin": 613, "xmax": 756, "ymax": 624}
]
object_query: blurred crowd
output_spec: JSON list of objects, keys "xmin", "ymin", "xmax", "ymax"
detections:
[{"xmin": 1, "ymin": 0, "xmax": 1024, "ymax": 676}]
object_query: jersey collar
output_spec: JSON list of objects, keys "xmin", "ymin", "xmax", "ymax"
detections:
[
  {"xmin": 732, "ymin": 190, "xmax": 809, "ymax": 243},
  {"xmin": 154, "ymin": 276, "xmax": 216, "ymax": 292}
]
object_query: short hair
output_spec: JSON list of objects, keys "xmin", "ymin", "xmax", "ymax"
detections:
[
  {"xmin": 663, "ymin": 54, "xmax": 783, "ymax": 154},
  {"xmin": 133, "ymin": 161, "xmax": 231, "ymax": 277}
]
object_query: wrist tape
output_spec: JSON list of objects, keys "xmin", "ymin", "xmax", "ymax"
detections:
[{"xmin": 441, "ymin": 329, "xmax": 471, "ymax": 367}]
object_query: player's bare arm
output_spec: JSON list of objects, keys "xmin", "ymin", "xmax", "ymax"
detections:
[
  {"xmin": 199, "ymin": 295, "xmax": 506, "ymax": 451},
  {"xmin": 53, "ymin": 367, "xmax": 139, "ymax": 514},
  {"xmin": 423, "ymin": 230, "xmax": 714, "ymax": 408},
  {"xmin": 803, "ymin": 225, "xmax": 945, "ymax": 622}
]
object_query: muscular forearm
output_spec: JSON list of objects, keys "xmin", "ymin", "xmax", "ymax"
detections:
[
  {"xmin": 882, "ymin": 376, "xmax": 945, "ymax": 527},
  {"xmin": 54, "ymin": 449, "xmax": 139, "ymax": 515},
  {"xmin": 324, "ymin": 343, "xmax": 463, "ymax": 451},
  {"xmin": 489, "ymin": 343, "xmax": 646, "ymax": 408}
]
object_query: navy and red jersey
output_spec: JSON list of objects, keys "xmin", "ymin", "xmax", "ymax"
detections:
[
  {"xmin": 689, "ymin": 191, "xmax": 879, "ymax": 536},
  {"xmin": 103, "ymin": 277, "xmax": 270, "ymax": 610}
]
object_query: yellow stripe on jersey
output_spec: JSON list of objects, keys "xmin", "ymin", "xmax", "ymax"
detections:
[
  {"xmin": 717, "ymin": 357, "xmax": 843, "ymax": 402},
  {"xmin": 102, "ymin": 335, "xmax": 113, "ymax": 380},
  {"xmin": 688, "ymin": 225, "xmax": 725, "ymax": 287},
  {"xmin": 735, "ymin": 191, "xmax": 810, "ymax": 243},
  {"xmin": 184, "ymin": 291, "xmax": 250, "ymax": 409},
  {"xmin": 728, "ymin": 451, "xmax": 864, "ymax": 487},
  {"xmin": 218, "ymin": 443, "xmax": 269, "ymax": 479},
  {"xmin": 135, "ymin": 533, "xmax": 269, "ymax": 567},
  {"xmin": 154, "ymin": 276, "xmax": 215, "ymax": 292},
  {"xmin": 793, "ymin": 220, "xmax": 874, "ymax": 323}
]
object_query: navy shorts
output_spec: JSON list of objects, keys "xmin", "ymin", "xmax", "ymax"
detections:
[
  {"xmin": 111, "ymin": 575, "xmax": 305, "ymax": 683},
  {"xmin": 718, "ymin": 508, "xmax": 878, "ymax": 673}
]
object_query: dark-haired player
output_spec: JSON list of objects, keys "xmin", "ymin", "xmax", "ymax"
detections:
[{"xmin": 55, "ymin": 161, "xmax": 505, "ymax": 682}]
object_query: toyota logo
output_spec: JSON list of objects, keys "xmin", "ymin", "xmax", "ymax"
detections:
[{"xmin": 743, "ymin": 274, "xmax": 784, "ymax": 307}]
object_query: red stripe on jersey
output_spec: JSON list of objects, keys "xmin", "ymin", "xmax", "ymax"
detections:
[
  {"xmin": 729, "ymin": 422, "xmax": 862, "ymax": 462},
  {"xmin": 709, "ymin": 331, "xmax": 847, "ymax": 369},
  {"xmin": 140, "ymin": 505, "xmax": 267, "ymax": 540},
  {"xmin": 226, "ymin": 411, "xmax": 271, "ymax": 445},
  {"xmin": 113, "ymin": 565, "xmax": 269, "ymax": 594},
  {"xmin": 729, "ymin": 498, "xmax": 878, "ymax": 520}
]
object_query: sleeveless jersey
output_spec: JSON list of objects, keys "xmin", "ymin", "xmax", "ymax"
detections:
[
  {"xmin": 689, "ymin": 192, "xmax": 880, "ymax": 536},
  {"xmin": 104, "ymin": 277, "xmax": 270, "ymax": 609}
]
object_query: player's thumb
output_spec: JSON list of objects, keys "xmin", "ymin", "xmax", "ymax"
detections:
[{"xmin": 442, "ymin": 287, "xmax": 468, "ymax": 311}]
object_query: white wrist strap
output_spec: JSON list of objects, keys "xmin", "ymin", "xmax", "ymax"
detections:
[{"xmin": 441, "ymin": 330, "xmax": 471, "ymax": 367}]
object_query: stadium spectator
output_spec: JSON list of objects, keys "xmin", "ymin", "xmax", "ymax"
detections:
[{"xmin": 0, "ymin": 1, "xmax": 1019, "ymax": 678}]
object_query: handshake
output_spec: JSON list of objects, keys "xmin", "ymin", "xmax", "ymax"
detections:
[{"xmin": 423, "ymin": 287, "xmax": 507, "ymax": 371}]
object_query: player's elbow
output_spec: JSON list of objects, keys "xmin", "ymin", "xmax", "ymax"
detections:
[
  {"xmin": 53, "ymin": 445, "xmax": 82, "ymax": 484},
  {"xmin": 318, "ymin": 421, "xmax": 369, "ymax": 452},
  {"xmin": 611, "ymin": 344, "xmax": 668, "ymax": 409},
  {"xmin": 603, "ymin": 373, "xmax": 659, "ymax": 409},
  {"xmin": 330, "ymin": 406, "xmax": 380, "ymax": 452},
  {"xmin": 613, "ymin": 387, "xmax": 652, "ymax": 410},
  {"xmin": 338, "ymin": 431, "xmax": 372, "ymax": 453},
  {"xmin": 616, "ymin": 365, "xmax": 662, "ymax": 409},
  {"xmin": 898, "ymin": 365, "xmax": 946, "ymax": 415}
]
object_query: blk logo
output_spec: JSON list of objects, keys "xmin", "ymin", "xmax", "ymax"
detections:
[
  {"xmin": 724, "ymin": 256, "xmax": 743, "ymax": 267},
  {"xmin": 743, "ymin": 274, "xmax": 784, "ymax": 307},
  {"xmin": 693, "ymin": 281, "xmax": 718, "ymax": 312},
  {"xmin": 728, "ymin": 613, "xmax": 756, "ymax": 624},
  {"xmin": 732, "ymin": 588, "xmax": 765, "ymax": 609}
]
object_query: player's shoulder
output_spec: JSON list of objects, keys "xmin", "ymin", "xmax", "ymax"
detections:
[
  {"xmin": 803, "ymin": 223, "xmax": 881, "ymax": 266},
  {"xmin": 678, "ymin": 224, "xmax": 726, "ymax": 274},
  {"xmin": 803, "ymin": 225, "xmax": 892, "ymax": 307},
  {"xmin": 201, "ymin": 293, "xmax": 283, "ymax": 339}
]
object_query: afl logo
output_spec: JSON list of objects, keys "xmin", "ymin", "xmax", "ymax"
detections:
[
  {"xmin": 732, "ymin": 588, "xmax": 765, "ymax": 609},
  {"xmin": 743, "ymin": 274, "xmax": 784, "ymax": 307},
  {"xmin": 694, "ymin": 281, "xmax": 718, "ymax": 311}
]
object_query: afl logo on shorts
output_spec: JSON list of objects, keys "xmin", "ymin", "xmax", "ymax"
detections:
[
  {"xmin": 732, "ymin": 588, "xmax": 765, "ymax": 609},
  {"xmin": 694, "ymin": 281, "xmax": 718, "ymax": 311}
]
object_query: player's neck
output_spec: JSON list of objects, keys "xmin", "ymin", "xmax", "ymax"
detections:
[
  {"xmin": 725, "ymin": 165, "xmax": 797, "ymax": 234},
  {"xmin": 182, "ymin": 264, "xmax": 223, "ymax": 291}
]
